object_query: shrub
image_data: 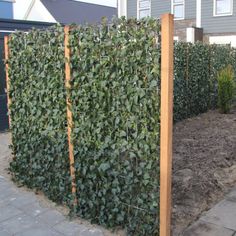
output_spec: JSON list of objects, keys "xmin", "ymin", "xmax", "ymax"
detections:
[{"xmin": 217, "ymin": 65, "xmax": 235, "ymax": 113}]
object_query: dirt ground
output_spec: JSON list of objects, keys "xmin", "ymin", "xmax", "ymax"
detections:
[{"xmin": 172, "ymin": 106, "xmax": 236, "ymax": 235}]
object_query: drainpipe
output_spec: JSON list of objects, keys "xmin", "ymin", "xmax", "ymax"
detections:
[
  {"xmin": 118, "ymin": 0, "xmax": 127, "ymax": 18},
  {"xmin": 196, "ymin": 0, "xmax": 201, "ymax": 28}
]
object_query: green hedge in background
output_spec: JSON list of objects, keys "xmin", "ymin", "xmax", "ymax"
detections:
[
  {"xmin": 174, "ymin": 42, "xmax": 236, "ymax": 122},
  {"xmin": 174, "ymin": 42, "xmax": 211, "ymax": 121},
  {"xmin": 8, "ymin": 27, "xmax": 72, "ymax": 205}
]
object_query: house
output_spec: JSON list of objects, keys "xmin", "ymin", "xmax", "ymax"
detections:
[
  {"xmin": 118, "ymin": 0, "xmax": 236, "ymax": 47},
  {"xmin": 20, "ymin": 0, "xmax": 117, "ymax": 24},
  {"xmin": 0, "ymin": 0, "xmax": 14, "ymax": 19}
]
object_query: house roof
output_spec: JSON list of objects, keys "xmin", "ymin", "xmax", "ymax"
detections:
[{"xmin": 41, "ymin": 0, "xmax": 117, "ymax": 24}]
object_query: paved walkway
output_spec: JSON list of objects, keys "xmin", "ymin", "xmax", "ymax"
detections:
[
  {"xmin": 0, "ymin": 133, "xmax": 107, "ymax": 236},
  {"xmin": 183, "ymin": 188, "xmax": 236, "ymax": 236},
  {"xmin": 0, "ymin": 175, "xmax": 106, "ymax": 236}
]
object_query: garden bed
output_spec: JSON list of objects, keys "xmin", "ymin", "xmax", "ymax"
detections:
[{"xmin": 172, "ymin": 106, "xmax": 236, "ymax": 235}]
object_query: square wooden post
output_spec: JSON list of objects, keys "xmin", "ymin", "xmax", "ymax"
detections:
[
  {"xmin": 64, "ymin": 26, "xmax": 78, "ymax": 208},
  {"xmin": 4, "ymin": 35, "xmax": 11, "ymax": 128},
  {"xmin": 160, "ymin": 13, "xmax": 174, "ymax": 236}
]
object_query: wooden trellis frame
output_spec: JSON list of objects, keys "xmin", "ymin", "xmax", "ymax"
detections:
[
  {"xmin": 4, "ymin": 27, "xmax": 78, "ymax": 208},
  {"xmin": 4, "ymin": 15, "xmax": 174, "ymax": 235},
  {"xmin": 64, "ymin": 25, "xmax": 78, "ymax": 208},
  {"xmin": 160, "ymin": 13, "xmax": 174, "ymax": 236},
  {"xmin": 4, "ymin": 35, "xmax": 11, "ymax": 127}
]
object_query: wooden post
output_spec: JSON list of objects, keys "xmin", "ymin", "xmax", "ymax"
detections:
[
  {"xmin": 160, "ymin": 14, "xmax": 174, "ymax": 236},
  {"xmin": 64, "ymin": 26, "xmax": 77, "ymax": 208},
  {"xmin": 4, "ymin": 35, "xmax": 11, "ymax": 128}
]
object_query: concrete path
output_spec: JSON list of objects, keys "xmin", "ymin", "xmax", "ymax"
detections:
[
  {"xmin": 183, "ymin": 188, "xmax": 236, "ymax": 236},
  {"xmin": 0, "ymin": 133, "xmax": 109, "ymax": 236},
  {"xmin": 0, "ymin": 175, "xmax": 106, "ymax": 236}
]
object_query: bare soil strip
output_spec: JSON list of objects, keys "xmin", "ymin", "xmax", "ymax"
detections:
[{"xmin": 172, "ymin": 107, "xmax": 236, "ymax": 235}]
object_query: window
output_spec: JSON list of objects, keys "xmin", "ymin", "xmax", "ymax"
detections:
[
  {"xmin": 214, "ymin": 0, "xmax": 233, "ymax": 16},
  {"xmin": 138, "ymin": 0, "xmax": 151, "ymax": 19},
  {"xmin": 172, "ymin": 0, "xmax": 185, "ymax": 20}
]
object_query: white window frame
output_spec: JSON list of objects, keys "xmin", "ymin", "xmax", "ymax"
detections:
[
  {"xmin": 137, "ymin": 0, "xmax": 151, "ymax": 19},
  {"xmin": 213, "ymin": 0, "xmax": 233, "ymax": 17},
  {"xmin": 171, "ymin": 0, "xmax": 185, "ymax": 20}
]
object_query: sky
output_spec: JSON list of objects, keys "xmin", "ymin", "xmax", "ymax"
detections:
[{"xmin": 13, "ymin": 0, "xmax": 117, "ymax": 19}]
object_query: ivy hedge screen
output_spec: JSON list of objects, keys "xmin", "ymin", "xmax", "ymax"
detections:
[
  {"xmin": 69, "ymin": 19, "xmax": 161, "ymax": 235},
  {"xmin": 8, "ymin": 27, "xmax": 72, "ymax": 204},
  {"xmin": 7, "ymin": 18, "xmax": 236, "ymax": 235}
]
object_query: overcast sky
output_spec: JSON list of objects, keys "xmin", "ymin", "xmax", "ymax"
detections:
[{"xmin": 14, "ymin": 0, "xmax": 117, "ymax": 19}]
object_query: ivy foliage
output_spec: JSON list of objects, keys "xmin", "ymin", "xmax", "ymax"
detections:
[
  {"xmin": 69, "ymin": 18, "xmax": 161, "ymax": 235},
  {"xmin": 8, "ymin": 18, "xmax": 161, "ymax": 235},
  {"xmin": 174, "ymin": 42, "xmax": 236, "ymax": 121},
  {"xmin": 8, "ymin": 26, "xmax": 72, "ymax": 204},
  {"xmin": 7, "ymin": 18, "xmax": 236, "ymax": 236}
]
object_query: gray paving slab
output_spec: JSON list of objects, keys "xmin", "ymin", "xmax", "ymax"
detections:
[
  {"xmin": 201, "ymin": 200, "xmax": 236, "ymax": 231},
  {"xmin": 54, "ymin": 221, "xmax": 88, "ymax": 235},
  {"xmin": 0, "ymin": 177, "xmax": 106, "ymax": 236},
  {"xmin": 36, "ymin": 209, "xmax": 66, "ymax": 226},
  {"xmin": 15, "ymin": 227, "xmax": 64, "ymax": 236},
  {"xmin": 0, "ymin": 187, "xmax": 18, "ymax": 201},
  {"xmin": 54, "ymin": 221, "xmax": 104, "ymax": 236},
  {"xmin": 21, "ymin": 201, "xmax": 49, "ymax": 217},
  {"xmin": 0, "ymin": 196, "xmax": 11, "ymax": 208},
  {"xmin": 80, "ymin": 229, "xmax": 104, "ymax": 236},
  {"xmin": 0, "ymin": 204, "xmax": 22, "ymax": 223},
  {"xmin": 0, "ymin": 177, "xmax": 8, "ymax": 186},
  {"xmin": 0, "ymin": 214, "xmax": 41, "ymax": 235},
  {"xmin": 9, "ymin": 191, "xmax": 37, "ymax": 208},
  {"xmin": 183, "ymin": 220, "xmax": 235, "ymax": 236},
  {"xmin": 0, "ymin": 226, "xmax": 11, "ymax": 236},
  {"xmin": 226, "ymin": 189, "xmax": 236, "ymax": 203}
]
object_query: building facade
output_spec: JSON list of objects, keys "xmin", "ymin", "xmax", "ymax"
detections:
[
  {"xmin": 118, "ymin": 0, "xmax": 236, "ymax": 46},
  {"xmin": 0, "ymin": 0, "xmax": 14, "ymax": 19}
]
